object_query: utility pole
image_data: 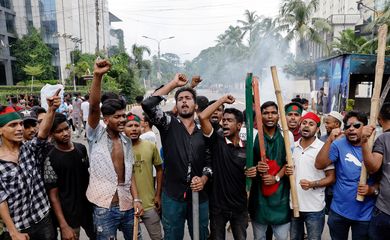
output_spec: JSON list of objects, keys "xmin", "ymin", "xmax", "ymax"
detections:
[{"xmin": 95, "ymin": 0, "xmax": 99, "ymax": 54}]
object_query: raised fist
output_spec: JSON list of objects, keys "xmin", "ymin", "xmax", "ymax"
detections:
[
  {"xmin": 190, "ymin": 75, "xmax": 202, "ymax": 88},
  {"xmin": 94, "ymin": 59, "xmax": 111, "ymax": 76},
  {"xmin": 173, "ymin": 73, "xmax": 188, "ymax": 87}
]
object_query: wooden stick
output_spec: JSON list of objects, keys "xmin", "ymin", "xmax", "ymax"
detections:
[
  {"xmin": 379, "ymin": 77, "xmax": 390, "ymax": 108},
  {"xmin": 192, "ymin": 191, "xmax": 199, "ymax": 240},
  {"xmin": 357, "ymin": 24, "xmax": 388, "ymax": 201},
  {"xmin": 133, "ymin": 213, "xmax": 139, "ymax": 240},
  {"xmin": 270, "ymin": 66, "xmax": 300, "ymax": 217},
  {"xmin": 252, "ymin": 77, "xmax": 266, "ymax": 162}
]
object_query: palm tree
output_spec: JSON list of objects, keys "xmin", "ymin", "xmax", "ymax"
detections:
[
  {"xmin": 279, "ymin": 0, "xmax": 331, "ymax": 59},
  {"xmin": 216, "ymin": 25, "xmax": 244, "ymax": 48},
  {"xmin": 131, "ymin": 44, "xmax": 152, "ymax": 79},
  {"xmin": 237, "ymin": 10, "xmax": 260, "ymax": 47},
  {"xmin": 331, "ymin": 29, "xmax": 369, "ymax": 54}
]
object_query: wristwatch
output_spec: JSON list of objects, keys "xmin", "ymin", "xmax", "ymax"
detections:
[{"xmin": 275, "ymin": 175, "xmax": 281, "ymax": 183}]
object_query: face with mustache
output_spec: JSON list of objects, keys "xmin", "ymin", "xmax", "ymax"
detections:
[
  {"xmin": 344, "ymin": 116, "xmax": 363, "ymax": 145},
  {"xmin": 210, "ymin": 105, "xmax": 224, "ymax": 124},
  {"xmin": 52, "ymin": 121, "xmax": 71, "ymax": 144},
  {"xmin": 103, "ymin": 110, "xmax": 127, "ymax": 133},
  {"xmin": 286, "ymin": 111, "xmax": 301, "ymax": 130},
  {"xmin": 176, "ymin": 91, "xmax": 197, "ymax": 119},
  {"xmin": 299, "ymin": 118, "xmax": 318, "ymax": 139},
  {"xmin": 0, "ymin": 120, "xmax": 24, "ymax": 143},
  {"xmin": 261, "ymin": 106, "xmax": 279, "ymax": 129}
]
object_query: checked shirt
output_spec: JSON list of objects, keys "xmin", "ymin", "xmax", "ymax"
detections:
[{"xmin": 0, "ymin": 137, "xmax": 51, "ymax": 230}]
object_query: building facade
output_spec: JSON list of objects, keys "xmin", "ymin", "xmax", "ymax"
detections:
[{"xmin": 2, "ymin": 0, "xmax": 112, "ymax": 85}]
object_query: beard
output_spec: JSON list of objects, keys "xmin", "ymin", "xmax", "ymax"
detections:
[{"xmin": 179, "ymin": 111, "xmax": 194, "ymax": 119}]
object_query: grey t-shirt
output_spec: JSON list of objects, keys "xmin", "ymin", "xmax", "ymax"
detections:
[{"xmin": 373, "ymin": 131, "xmax": 390, "ymax": 215}]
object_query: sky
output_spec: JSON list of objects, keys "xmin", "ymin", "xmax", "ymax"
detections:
[{"xmin": 108, "ymin": 0, "xmax": 282, "ymax": 61}]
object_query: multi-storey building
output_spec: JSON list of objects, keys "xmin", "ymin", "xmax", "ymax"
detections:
[{"xmin": 0, "ymin": 0, "xmax": 16, "ymax": 85}]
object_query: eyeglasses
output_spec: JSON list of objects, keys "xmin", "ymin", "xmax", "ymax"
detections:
[{"xmin": 344, "ymin": 122, "xmax": 363, "ymax": 130}]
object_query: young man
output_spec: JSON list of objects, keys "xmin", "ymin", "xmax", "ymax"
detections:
[
  {"xmin": 198, "ymin": 95, "xmax": 256, "ymax": 239},
  {"xmin": 248, "ymin": 101, "xmax": 290, "ymax": 240},
  {"xmin": 140, "ymin": 114, "xmax": 157, "ymax": 144},
  {"xmin": 22, "ymin": 114, "xmax": 37, "ymax": 141},
  {"xmin": 72, "ymin": 93, "xmax": 82, "ymax": 137},
  {"xmin": 285, "ymin": 102, "xmax": 303, "ymax": 142},
  {"xmin": 361, "ymin": 102, "xmax": 390, "ymax": 240},
  {"xmin": 124, "ymin": 113, "xmax": 163, "ymax": 240},
  {"xmin": 142, "ymin": 73, "xmax": 212, "ymax": 240},
  {"xmin": 44, "ymin": 113, "xmax": 95, "ymax": 240},
  {"xmin": 30, "ymin": 106, "xmax": 47, "ymax": 128},
  {"xmin": 87, "ymin": 59, "xmax": 143, "ymax": 240},
  {"xmin": 316, "ymin": 88, "xmax": 326, "ymax": 115},
  {"xmin": 0, "ymin": 90, "xmax": 61, "ymax": 240},
  {"xmin": 319, "ymin": 111, "xmax": 344, "ymax": 142},
  {"xmin": 81, "ymin": 94, "xmax": 90, "ymax": 128},
  {"xmin": 207, "ymin": 99, "xmax": 224, "ymax": 131},
  {"xmin": 286, "ymin": 112, "xmax": 335, "ymax": 240},
  {"xmin": 315, "ymin": 111, "xmax": 377, "ymax": 239}
]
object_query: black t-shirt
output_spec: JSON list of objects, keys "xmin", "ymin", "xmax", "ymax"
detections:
[
  {"xmin": 207, "ymin": 129, "xmax": 247, "ymax": 211},
  {"xmin": 44, "ymin": 143, "xmax": 92, "ymax": 228}
]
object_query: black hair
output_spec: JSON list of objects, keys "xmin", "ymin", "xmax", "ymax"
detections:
[
  {"xmin": 291, "ymin": 97, "xmax": 302, "ymax": 103},
  {"xmin": 23, "ymin": 120, "xmax": 37, "ymax": 128},
  {"xmin": 30, "ymin": 107, "xmax": 47, "ymax": 118},
  {"xmin": 84, "ymin": 94, "xmax": 89, "ymax": 101},
  {"xmin": 101, "ymin": 92, "xmax": 120, "ymax": 104},
  {"xmin": 224, "ymin": 108, "xmax": 244, "ymax": 124},
  {"xmin": 143, "ymin": 113, "xmax": 154, "ymax": 128},
  {"xmin": 343, "ymin": 111, "xmax": 368, "ymax": 126},
  {"xmin": 379, "ymin": 102, "xmax": 390, "ymax": 121},
  {"xmin": 301, "ymin": 98, "xmax": 309, "ymax": 104},
  {"xmin": 51, "ymin": 113, "xmax": 68, "ymax": 132},
  {"xmin": 196, "ymin": 96, "xmax": 209, "ymax": 112},
  {"xmin": 135, "ymin": 96, "xmax": 144, "ymax": 103},
  {"xmin": 11, "ymin": 97, "xmax": 18, "ymax": 104},
  {"xmin": 174, "ymin": 87, "xmax": 197, "ymax": 102},
  {"xmin": 242, "ymin": 108, "xmax": 256, "ymax": 123},
  {"xmin": 261, "ymin": 101, "xmax": 278, "ymax": 112},
  {"xmin": 101, "ymin": 99, "xmax": 126, "ymax": 116},
  {"xmin": 208, "ymin": 100, "xmax": 225, "ymax": 109}
]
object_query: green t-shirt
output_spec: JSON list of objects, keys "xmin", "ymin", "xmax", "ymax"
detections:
[{"xmin": 133, "ymin": 140, "xmax": 163, "ymax": 211}]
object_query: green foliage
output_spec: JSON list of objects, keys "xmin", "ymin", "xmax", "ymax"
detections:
[
  {"xmin": 11, "ymin": 28, "xmax": 54, "ymax": 83},
  {"xmin": 16, "ymin": 79, "xmax": 59, "ymax": 86},
  {"xmin": 22, "ymin": 65, "xmax": 45, "ymax": 77},
  {"xmin": 331, "ymin": 29, "xmax": 370, "ymax": 55}
]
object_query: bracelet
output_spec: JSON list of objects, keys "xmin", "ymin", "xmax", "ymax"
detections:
[{"xmin": 134, "ymin": 198, "xmax": 143, "ymax": 203}]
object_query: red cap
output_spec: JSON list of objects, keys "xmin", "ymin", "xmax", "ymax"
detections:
[{"xmin": 301, "ymin": 112, "xmax": 321, "ymax": 126}]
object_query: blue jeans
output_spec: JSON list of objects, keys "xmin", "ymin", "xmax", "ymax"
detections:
[
  {"xmin": 290, "ymin": 209, "xmax": 325, "ymax": 240},
  {"xmin": 162, "ymin": 192, "xmax": 209, "ymax": 240},
  {"xmin": 327, "ymin": 210, "xmax": 369, "ymax": 240},
  {"xmin": 93, "ymin": 205, "xmax": 142, "ymax": 240},
  {"xmin": 369, "ymin": 207, "xmax": 390, "ymax": 240},
  {"xmin": 252, "ymin": 221, "xmax": 290, "ymax": 240},
  {"xmin": 209, "ymin": 207, "xmax": 248, "ymax": 240}
]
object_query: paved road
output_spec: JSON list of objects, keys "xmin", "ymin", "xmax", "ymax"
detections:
[{"xmin": 76, "ymin": 88, "xmax": 337, "ymax": 239}]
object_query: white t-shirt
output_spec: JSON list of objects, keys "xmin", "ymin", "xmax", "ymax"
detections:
[
  {"xmin": 140, "ymin": 131, "xmax": 157, "ymax": 144},
  {"xmin": 81, "ymin": 101, "xmax": 90, "ymax": 121},
  {"xmin": 290, "ymin": 137, "xmax": 334, "ymax": 212}
]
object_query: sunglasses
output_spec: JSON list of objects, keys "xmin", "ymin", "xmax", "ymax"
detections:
[{"xmin": 344, "ymin": 122, "xmax": 363, "ymax": 130}]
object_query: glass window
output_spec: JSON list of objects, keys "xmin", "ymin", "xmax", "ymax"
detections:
[{"xmin": 5, "ymin": 13, "xmax": 16, "ymax": 34}]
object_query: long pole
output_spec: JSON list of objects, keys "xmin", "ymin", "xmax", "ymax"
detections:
[
  {"xmin": 192, "ymin": 191, "xmax": 199, "ymax": 240},
  {"xmin": 270, "ymin": 66, "xmax": 300, "ymax": 217},
  {"xmin": 357, "ymin": 24, "xmax": 388, "ymax": 201},
  {"xmin": 133, "ymin": 214, "xmax": 139, "ymax": 240}
]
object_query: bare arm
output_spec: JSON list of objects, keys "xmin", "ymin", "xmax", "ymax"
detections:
[
  {"xmin": 361, "ymin": 125, "xmax": 383, "ymax": 174},
  {"xmin": 152, "ymin": 73, "xmax": 187, "ymax": 97},
  {"xmin": 131, "ymin": 174, "xmax": 144, "ymax": 217},
  {"xmin": 88, "ymin": 60, "xmax": 111, "ymax": 129},
  {"xmin": 0, "ymin": 201, "xmax": 29, "ymax": 240},
  {"xmin": 198, "ymin": 95, "xmax": 235, "ymax": 136},
  {"xmin": 38, "ymin": 89, "xmax": 61, "ymax": 139},
  {"xmin": 154, "ymin": 165, "xmax": 163, "ymax": 212},
  {"xmin": 49, "ymin": 188, "xmax": 76, "ymax": 240},
  {"xmin": 315, "ymin": 128, "xmax": 343, "ymax": 169}
]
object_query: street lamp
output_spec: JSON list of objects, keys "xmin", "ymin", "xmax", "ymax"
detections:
[
  {"xmin": 356, "ymin": 0, "xmax": 377, "ymax": 54},
  {"xmin": 142, "ymin": 35, "xmax": 175, "ymax": 79}
]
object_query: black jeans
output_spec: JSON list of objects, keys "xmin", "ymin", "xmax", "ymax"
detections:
[
  {"xmin": 209, "ymin": 207, "xmax": 248, "ymax": 240},
  {"xmin": 4, "ymin": 214, "xmax": 56, "ymax": 240}
]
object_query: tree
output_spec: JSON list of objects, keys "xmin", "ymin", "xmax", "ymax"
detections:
[
  {"xmin": 12, "ymin": 28, "xmax": 54, "ymax": 83},
  {"xmin": 279, "ymin": 0, "xmax": 331, "ymax": 59},
  {"xmin": 237, "ymin": 10, "xmax": 260, "ymax": 47},
  {"xmin": 331, "ymin": 29, "xmax": 370, "ymax": 55},
  {"xmin": 216, "ymin": 25, "xmax": 245, "ymax": 48},
  {"xmin": 22, "ymin": 64, "xmax": 45, "ymax": 92}
]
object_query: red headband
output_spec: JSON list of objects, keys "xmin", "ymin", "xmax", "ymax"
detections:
[{"xmin": 301, "ymin": 112, "xmax": 321, "ymax": 127}]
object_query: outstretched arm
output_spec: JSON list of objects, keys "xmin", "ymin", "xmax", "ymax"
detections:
[
  {"xmin": 198, "ymin": 95, "xmax": 235, "ymax": 136},
  {"xmin": 38, "ymin": 89, "xmax": 61, "ymax": 139},
  {"xmin": 152, "ymin": 73, "xmax": 188, "ymax": 97},
  {"xmin": 88, "ymin": 59, "xmax": 111, "ymax": 129}
]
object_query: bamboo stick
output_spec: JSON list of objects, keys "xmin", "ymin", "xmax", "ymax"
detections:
[
  {"xmin": 379, "ymin": 77, "xmax": 390, "ymax": 108},
  {"xmin": 133, "ymin": 211, "xmax": 139, "ymax": 239},
  {"xmin": 270, "ymin": 66, "xmax": 300, "ymax": 217},
  {"xmin": 357, "ymin": 24, "xmax": 388, "ymax": 201}
]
